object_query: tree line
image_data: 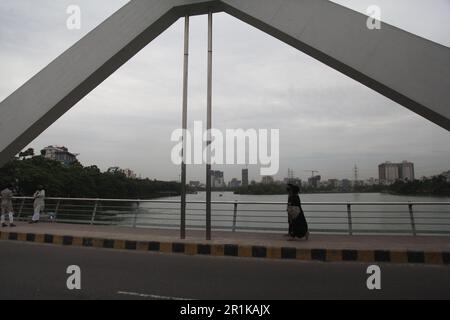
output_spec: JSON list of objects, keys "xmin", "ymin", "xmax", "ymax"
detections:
[
  {"xmin": 234, "ymin": 176, "xmax": 450, "ymax": 196},
  {"xmin": 0, "ymin": 156, "xmax": 181, "ymax": 199}
]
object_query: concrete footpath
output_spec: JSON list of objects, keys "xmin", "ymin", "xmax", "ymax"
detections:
[{"xmin": 1, "ymin": 222, "xmax": 449, "ymax": 265}]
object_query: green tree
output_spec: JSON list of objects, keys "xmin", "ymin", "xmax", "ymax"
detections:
[{"xmin": 0, "ymin": 157, "xmax": 181, "ymax": 199}]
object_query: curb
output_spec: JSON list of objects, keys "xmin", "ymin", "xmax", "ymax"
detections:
[{"xmin": 1, "ymin": 230, "xmax": 449, "ymax": 265}]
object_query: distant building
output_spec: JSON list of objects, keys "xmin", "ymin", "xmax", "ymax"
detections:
[
  {"xmin": 107, "ymin": 167, "xmax": 137, "ymax": 179},
  {"xmin": 399, "ymin": 161, "xmax": 415, "ymax": 181},
  {"xmin": 319, "ymin": 181, "xmax": 328, "ymax": 188},
  {"xmin": 41, "ymin": 145, "xmax": 78, "ymax": 166},
  {"xmin": 229, "ymin": 178, "xmax": 242, "ymax": 189},
  {"xmin": 379, "ymin": 162, "xmax": 399, "ymax": 184},
  {"xmin": 242, "ymin": 169, "xmax": 249, "ymax": 187},
  {"xmin": 284, "ymin": 177, "xmax": 302, "ymax": 186},
  {"xmin": 379, "ymin": 161, "xmax": 415, "ymax": 184},
  {"xmin": 189, "ymin": 181, "xmax": 201, "ymax": 187},
  {"xmin": 211, "ymin": 170, "xmax": 225, "ymax": 188},
  {"xmin": 440, "ymin": 171, "xmax": 450, "ymax": 182},
  {"xmin": 365, "ymin": 177, "xmax": 378, "ymax": 186},
  {"xmin": 261, "ymin": 176, "xmax": 274, "ymax": 184},
  {"xmin": 121, "ymin": 168, "xmax": 137, "ymax": 179},
  {"xmin": 308, "ymin": 175, "xmax": 321, "ymax": 188},
  {"xmin": 327, "ymin": 179, "xmax": 339, "ymax": 189}
]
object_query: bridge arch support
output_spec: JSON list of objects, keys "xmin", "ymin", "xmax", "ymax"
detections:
[{"xmin": 0, "ymin": 0, "xmax": 449, "ymax": 166}]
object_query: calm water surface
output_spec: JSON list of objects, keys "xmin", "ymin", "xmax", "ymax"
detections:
[{"xmin": 138, "ymin": 192, "xmax": 450, "ymax": 235}]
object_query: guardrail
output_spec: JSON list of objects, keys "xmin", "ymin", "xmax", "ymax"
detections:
[{"xmin": 9, "ymin": 197, "xmax": 450, "ymax": 236}]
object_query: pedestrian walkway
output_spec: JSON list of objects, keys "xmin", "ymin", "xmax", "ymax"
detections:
[{"xmin": 1, "ymin": 222, "xmax": 449, "ymax": 265}]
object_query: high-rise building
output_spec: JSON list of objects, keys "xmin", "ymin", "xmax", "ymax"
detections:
[
  {"xmin": 379, "ymin": 162, "xmax": 399, "ymax": 184},
  {"xmin": 379, "ymin": 161, "xmax": 415, "ymax": 184},
  {"xmin": 210, "ymin": 170, "xmax": 225, "ymax": 188},
  {"xmin": 242, "ymin": 169, "xmax": 249, "ymax": 187},
  {"xmin": 261, "ymin": 176, "xmax": 274, "ymax": 184},
  {"xmin": 308, "ymin": 175, "xmax": 321, "ymax": 188},
  {"xmin": 399, "ymin": 161, "xmax": 415, "ymax": 181}
]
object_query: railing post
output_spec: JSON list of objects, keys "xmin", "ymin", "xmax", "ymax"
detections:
[
  {"xmin": 347, "ymin": 203, "xmax": 353, "ymax": 235},
  {"xmin": 54, "ymin": 199, "xmax": 61, "ymax": 222},
  {"xmin": 232, "ymin": 201, "xmax": 238, "ymax": 232},
  {"xmin": 90, "ymin": 199, "xmax": 98, "ymax": 225},
  {"xmin": 133, "ymin": 201, "xmax": 140, "ymax": 228},
  {"xmin": 17, "ymin": 198, "xmax": 25, "ymax": 219},
  {"xmin": 408, "ymin": 203, "xmax": 417, "ymax": 236}
]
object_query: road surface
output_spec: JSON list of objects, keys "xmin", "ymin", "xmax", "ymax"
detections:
[{"xmin": 0, "ymin": 241, "xmax": 449, "ymax": 300}]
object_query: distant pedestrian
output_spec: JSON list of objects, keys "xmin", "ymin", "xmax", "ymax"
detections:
[
  {"xmin": 30, "ymin": 185, "xmax": 45, "ymax": 224},
  {"xmin": 1, "ymin": 184, "xmax": 16, "ymax": 227},
  {"xmin": 286, "ymin": 184, "xmax": 309, "ymax": 240}
]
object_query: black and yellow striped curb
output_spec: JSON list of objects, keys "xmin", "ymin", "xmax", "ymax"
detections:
[{"xmin": 1, "ymin": 230, "xmax": 449, "ymax": 265}]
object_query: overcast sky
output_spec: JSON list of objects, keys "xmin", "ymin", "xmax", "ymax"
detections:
[{"xmin": 0, "ymin": 0, "xmax": 449, "ymax": 183}]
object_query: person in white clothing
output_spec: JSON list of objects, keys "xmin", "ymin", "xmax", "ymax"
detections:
[
  {"xmin": 30, "ymin": 186, "xmax": 45, "ymax": 223},
  {"xmin": 1, "ymin": 184, "xmax": 16, "ymax": 227}
]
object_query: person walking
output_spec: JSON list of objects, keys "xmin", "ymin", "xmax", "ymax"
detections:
[
  {"xmin": 30, "ymin": 185, "xmax": 45, "ymax": 224},
  {"xmin": 286, "ymin": 184, "xmax": 309, "ymax": 240},
  {"xmin": 1, "ymin": 184, "xmax": 16, "ymax": 227}
]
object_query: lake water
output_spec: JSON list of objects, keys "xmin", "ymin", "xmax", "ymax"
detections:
[
  {"xmin": 138, "ymin": 192, "xmax": 450, "ymax": 235},
  {"xmin": 162, "ymin": 191, "xmax": 450, "ymax": 204}
]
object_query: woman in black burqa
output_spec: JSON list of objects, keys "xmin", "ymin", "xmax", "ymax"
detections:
[{"xmin": 286, "ymin": 184, "xmax": 309, "ymax": 240}]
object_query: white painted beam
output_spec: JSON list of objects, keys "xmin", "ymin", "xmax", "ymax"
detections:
[
  {"xmin": 221, "ymin": 0, "xmax": 450, "ymax": 131},
  {"xmin": 0, "ymin": 0, "xmax": 218, "ymax": 166}
]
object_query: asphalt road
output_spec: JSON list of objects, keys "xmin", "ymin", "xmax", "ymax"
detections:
[{"xmin": 0, "ymin": 241, "xmax": 449, "ymax": 300}]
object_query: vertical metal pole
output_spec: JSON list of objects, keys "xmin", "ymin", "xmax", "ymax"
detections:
[
  {"xmin": 408, "ymin": 203, "xmax": 417, "ymax": 236},
  {"xmin": 90, "ymin": 199, "xmax": 98, "ymax": 225},
  {"xmin": 18, "ymin": 198, "xmax": 25, "ymax": 219},
  {"xmin": 206, "ymin": 11, "xmax": 213, "ymax": 241},
  {"xmin": 180, "ymin": 15, "xmax": 189, "ymax": 240},
  {"xmin": 133, "ymin": 201, "xmax": 140, "ymax": 228},
  {"xmin": 232, "ymin": 201, "xmax": 238, "ymax": 232},
  {"xmin": 54, "ymin": 199, "xmax": 61, "ymax": 222},
  {"xmin": 347, "ymin": 203, "xmax": 353, "ymax": 235}
]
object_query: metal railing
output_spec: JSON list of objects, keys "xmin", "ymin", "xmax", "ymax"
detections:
[{"xmin": 10, "ymin": 197, "xmax": 450, "ymax": 236}]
